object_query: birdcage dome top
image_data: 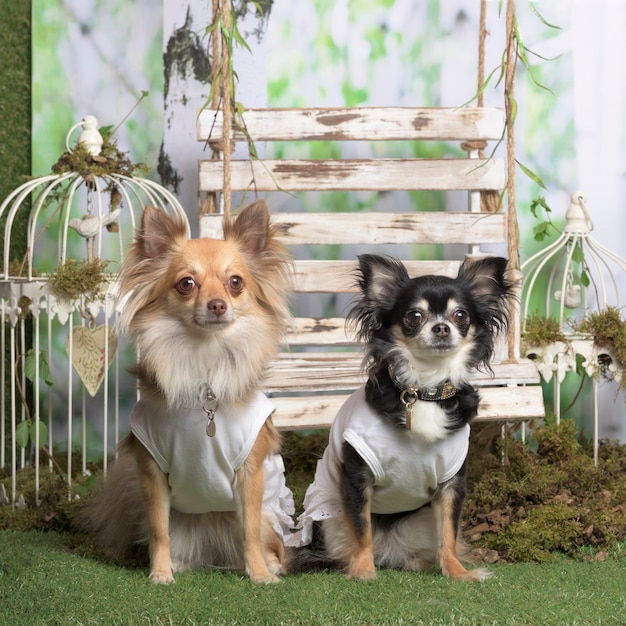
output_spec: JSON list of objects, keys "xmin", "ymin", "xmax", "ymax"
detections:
[{"xmin": 0, "ymin": 115, "xmax": 189, "ymax": 284}]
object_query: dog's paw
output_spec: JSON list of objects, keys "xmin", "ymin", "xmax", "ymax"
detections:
[
  {"xmin": 248, "ymin": 571, "xmax": 281, "ymax": 584},
  {"xmin": 446, "ymin": 567, "xmax": 492, "ymax": 583},
  {"xmin": 347, "ymin": 568, "xmax": 377, "ymax": 582},
  {"xmin": 462, "ymin": 567, "xmax": 492, "ymax": 582},
  {"xmin": 149, "ymin": 569, "xmax": 175, "ymax": 585}
]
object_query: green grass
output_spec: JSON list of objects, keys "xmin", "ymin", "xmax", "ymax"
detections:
[{"xmin": 1, "ymin": 530, "xmax": 624, "ymax": 626}]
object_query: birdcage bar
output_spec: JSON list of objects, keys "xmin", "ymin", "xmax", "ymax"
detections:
[{"xmin": 1, "ymin": 116, "xmax": 192, "ymax": 506}]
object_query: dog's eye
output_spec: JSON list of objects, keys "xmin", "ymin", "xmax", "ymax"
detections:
[
  {"xmin": 228, "ymin": 275, "xmax": 244, "ymax": 293},
  {"xmin": 454, "ymin": 309, "xmax": 468, "ymax": 323},
  {"xmin": 176, "ymin": 277, "xmax": 196, "ymax": 294},
  {"xmin": 404, "ymin": 310, "xmax": 423, "ymax": 327}
]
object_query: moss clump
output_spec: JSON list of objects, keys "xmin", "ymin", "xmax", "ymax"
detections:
[
  {"xmin": 465, "ymin": 419, "xmax": 626, "ymax": 562},
  {"xmin": 495, "ymin": 503, "xmax": 586, "ymax": 563},
  {"xmin": 48, "ymin": 258, "xmax": 112, "ymax": 300},
  {"xmin": 51, "ymin": 133, "xmax": 149, "ymax": 181},
  {"xmin": 573, "ymin": 306, "xmax": 626, "ymax": 389},
  {"xmin": 522, "ymin": 313, "xmax": 566, "ymax": 347},
  {"xmin": 0, "ymin": 464, "xmax": 80, "ymax": 534}
]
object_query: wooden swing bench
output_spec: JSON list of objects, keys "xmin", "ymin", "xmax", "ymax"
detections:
[{"xmin": 196, "ymin": 106, "xmax": 545, "ymax": 431}]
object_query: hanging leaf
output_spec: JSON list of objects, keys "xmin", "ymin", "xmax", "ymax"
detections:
[
  {"xmin": 15, "ymin": 421, "xmax": 30, "ymax": 449},
  {"xmin": 23, "ymin": 349, "xmax": 54, "ymax": 387},
  {"xmin": 529, "ymin": 3, "xmax": 563, "ymax": 30},
  {"xmin": 533, "ymin": 222, "xmax": 551, "ymax": 242},
  {"xmin": 530, "ymin": 196, "xmax": 551, "ymax": 219},
  {"xmin": 581, "ymin": 270, "xmax": 591, "ymax": 288},
  {"xmin": 29, "ymin": 420, "xmax": 48, "ymax": 446},
  {"xmin": 231, "ymin": 18, "xmax": 252, "ymax": 53},
  {"xmin": 571, "ymin": 243, "xmax": 585, "ymax": 264},
  {"xmin": 516, "ymin": 160, "xmax": 548, "ymax": 190}
]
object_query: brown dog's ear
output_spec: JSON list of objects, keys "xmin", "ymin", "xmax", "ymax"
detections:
[
  {"xmin": 223, "ymin": 200, "xmax": 270, "ymax": 255},
  {"xmin": 137, "ymin": 206, "xmax": 188, "ymax": 260}
]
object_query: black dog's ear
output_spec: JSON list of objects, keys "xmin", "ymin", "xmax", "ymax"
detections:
[
  {"xmin": 457, "ymin": 256, "xmax": 513, "ymax": 331},
  {"xmin": 356, "ymin": 254, "xmax": 410, "ymax": 305},
  {"xmin": 348, "ymin": 254, "xmax": 410, "ymax": 341}
]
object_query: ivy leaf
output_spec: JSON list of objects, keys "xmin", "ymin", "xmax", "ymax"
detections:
[
  {"xmin": 530, "ymin": 196, "xmax": 551, "ymax": 219},
  {"xmin": 23, "ymin": 349, "xmax": 54, "ymax": 387},
  {"xmin": 23, "ymin": 350, "xmax": 36, "ymax": 383},
  {"xmin": 581, "ymin": 270, "xmax": 591, "ymax": 288},
  {"xmin": 40, "ymin": 352, "xmax": 54, "ymax": 387},
  {"xmin": 29, "ymin": 420, "xmax": 48, "ymax": 446},
  {"xmin": 533, "ymin": 222, "xmax": 550, "ymax": 242},
  {"xmin": 15, "ymin": 421, "xmax": 30, "ymax": 449},
  {"xmin": 99, "ymin": 124, "xmax": 114, "ymax": 138},
  {"xmin": 572, "ymin": 243, "xmax": 585, "ymax": 264}
]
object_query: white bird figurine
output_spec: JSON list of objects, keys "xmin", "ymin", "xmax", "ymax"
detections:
[
  {"xmin": 69, "ymin": 208, "xmax": 121, "ymax": 260},
  {"xmin": 554, "ymin": 283, "xmax": 582, "ymax": 309},
  {"xmin": 78, "ymin": 115, "xmax": 104, "ymax": 156}
]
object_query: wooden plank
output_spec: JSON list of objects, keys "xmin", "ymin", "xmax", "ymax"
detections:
[
  {"xmin": 265, "ymin": 354, "xmax": 541, "ymax": 391},
  {"xmin": 270, "ymin": 385, "xmax": 545, "ymax": 430},
  {"xmin": 197, "ymin": 107, "xmax": 506, "ymax": 143},
  {"xmin": 200, "ymin": 211, "xmax": 506, "ymax": 246},
  {"xmin": 289, "ymin": 260, "xmax": 461, "ymax": 293},
  {"xmin": 284, "ymin": 317, "xmax": 352, "ymax": 346},
  {"xmin": 199, "ymin": 157, "xmax": 505, "ymax": 193}
]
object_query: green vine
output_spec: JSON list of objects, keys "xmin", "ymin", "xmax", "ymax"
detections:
[
  {"xmin": 465, "ymin": 3, "xmax": 561, "ymax": 236},
  {"xmin": 201, "ymin": 1, "xmax": 279, "ymax": 205}
]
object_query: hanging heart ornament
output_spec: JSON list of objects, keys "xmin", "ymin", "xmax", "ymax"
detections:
[{"xmin": 66, "ymin": 325, "xmax": 118, "ymax": 397}]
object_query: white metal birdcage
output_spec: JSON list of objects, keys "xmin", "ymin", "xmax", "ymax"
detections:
[
  {"xmin": 521, "ymin": 191, "xmax": 626, "ymax": 464},
  {"xmin": 0, "ymin": 116, "xmax": 189, "ymax": 505}
]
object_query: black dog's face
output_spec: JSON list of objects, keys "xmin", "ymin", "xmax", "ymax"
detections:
[
  {"xmin": 393, "ymin": 279, "xmax": 473, "ymax": 356},
  {"xmin": 349, "ymin": 254, "xmax": 513, "ymax": 382}
]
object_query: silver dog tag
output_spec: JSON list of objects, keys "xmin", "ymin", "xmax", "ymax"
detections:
[
  {"xmin": 203, "ymin": 390, "xmax": 218, "ymax": 437},
  {"xmin": 206, "ymin": 415, "xmax": 216, "ymax": 437}
]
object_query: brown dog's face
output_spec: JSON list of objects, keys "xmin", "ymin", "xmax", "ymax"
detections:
[
  {"xmin": 117, "ymin": 201, "xmax": 292, "ymax": 405},
  {"xmin": 165, "ymin": 238, "xmax": 257, "ymax": 332}
]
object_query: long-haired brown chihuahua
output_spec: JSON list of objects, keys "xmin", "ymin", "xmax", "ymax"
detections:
[{"xmin": 79, "ymin": 200, "xmax": 294, "ymax": 584}]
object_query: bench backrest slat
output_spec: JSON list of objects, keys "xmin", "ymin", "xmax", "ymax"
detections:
[{"xmin": 196, "ymin": 105, "xmax": 543, "ymax": 429}]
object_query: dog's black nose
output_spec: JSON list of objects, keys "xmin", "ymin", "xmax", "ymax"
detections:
[
  {"xmin": 208, "ymin": 299, "xmax": 228, "ymax": 317},
  {"xmin": 432, "ymin": 323, "xmax": 450, "ymax": 338}
]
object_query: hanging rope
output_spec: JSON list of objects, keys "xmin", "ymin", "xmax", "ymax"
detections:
[
  {"xmin": 504, "ymin": 0, "xmax": 520, "ymax": 358},
  {"xmin": 206, "ymin": 0, "xmax": 233, "ymax": 219},
  {"xmin": 220, "ymin": 0, "xmax": 233, "ymax": 218},
  {"xmin": 466, "ymin": 0, "xmax": 499, "ymax": 213},
  {"xmin": 504, "ymin": 0, "xmax": 518, "ymax": 270},
  {"xmin": 477, "ymin": 0, "xmax": 486, "ymax": 110},
  {"xmin": 473, "ymin": 0, "xmax": 519, "ymax": 357}
]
